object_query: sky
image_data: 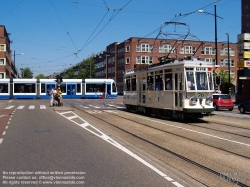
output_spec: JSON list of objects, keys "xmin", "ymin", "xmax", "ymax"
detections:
[{"xmin": 0, "ymin": 0, "xmax": 241, "ymax": 77}]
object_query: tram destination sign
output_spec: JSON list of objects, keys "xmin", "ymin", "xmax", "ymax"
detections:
[{"xmin": 134, "ymin": 64, "xmax": 149, "ymax": 72}]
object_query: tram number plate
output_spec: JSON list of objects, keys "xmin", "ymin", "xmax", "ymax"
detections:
[{"xmin": 198, "ymin": 93, "xmax": 204, "ymax": 97}]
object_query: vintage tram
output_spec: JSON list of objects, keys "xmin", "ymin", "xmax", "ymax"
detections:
[{"xmin": 123, "ymin": 56, "xmax": 214, "ymax": 119}]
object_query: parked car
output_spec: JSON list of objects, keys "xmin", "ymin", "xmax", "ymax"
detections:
[
  {"xmin": 238, "ymin": 100, "xmax": 250, "ymax": 114},
  {"xmin": 212, "ymin": 94, "xmax": 234, "ymax": 111}
]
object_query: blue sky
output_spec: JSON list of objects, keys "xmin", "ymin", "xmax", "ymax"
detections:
[{"xmin": 1, "ymin": 0, "xmax": 241, "ymax": 77}]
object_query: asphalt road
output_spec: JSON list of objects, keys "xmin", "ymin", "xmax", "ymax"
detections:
[{"xmin": 0, "ymin": 99, "xmax": 180, "ymax": 187}]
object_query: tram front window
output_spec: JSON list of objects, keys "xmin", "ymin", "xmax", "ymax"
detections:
[{"xmin": 186, "ymin": 72, "xmax": 211, "ymax": 91}]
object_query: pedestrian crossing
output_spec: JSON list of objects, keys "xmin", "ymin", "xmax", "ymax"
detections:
[{"xmin": 5, "ymin": 105, "xmax": 47, "ymax": 110}]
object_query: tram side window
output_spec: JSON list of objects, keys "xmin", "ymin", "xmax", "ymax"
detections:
[
  {"xmin": 41, "ymin": 84, "xmax": 45, "ymax": 93},
  {"xmin": 147, "ymin": 76, "xmax": 154, "ymax": 90},
  {"xmin": 112, "ymin": 82, "xmax": 117, "ymax": 92},
  {"xmin": 165, "ymin": 74, "xmax": 172, "ymax": 90},
  {"xmin": 86, "ymin": 84, "xmax": 104, "ymax": 93},
  {"xmin": 77, "ymin": 83, "xmax": 81, "ymax": 93},
  {"xmin": 0, "ymin": 83, "xmax": 8, "ymax": 93},
  {"xmin": 126, "ymin": 79, "xmax": 131, "ymax": 91},
  {"xmin": 14, "ymin": 83, "xmax": 36, "ymax": 93},
  {"xmin": 155, "ymin": 75, "xmax": 163, "ymax": 91},
  {"xmin": 131, "ymin": 78, "xmax": 136, "ymax": 91},
  {"xmin": 179, "ymin": 73, "xmax": 183, "ymax": 90}
]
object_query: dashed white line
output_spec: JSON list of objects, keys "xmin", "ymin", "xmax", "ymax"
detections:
[
  {"xmin": 40, "ymin": 105, "xmax": 46, "ymax": 109},
  {"xmin": 17, "ymin": 105, "xmax": 25, "ymax": 109},
  {"xmin": 5, "ymin": 105, "xmax": 14, "ymax": 109},
  {"xmin": 0, "ymin": 139, "xmax": 3, "ymax": 144},
  {"xmin": 2, "ymin": 131, "xmax": 6, "ymax": 135},
  {"xmin": 28, "ymin": 105, "xmax": 35, "ymax": 109}
]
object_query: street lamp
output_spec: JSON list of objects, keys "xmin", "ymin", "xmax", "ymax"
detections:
[
  {"xmin": 226, "ymin": 33, "xmax": 230, "ymax": 95},
  {"xmin": 13, "ymin": 50, "xmax": 24, "ymax": 66},
  {"xmin": 198, "ymin": 3, "xmax": 223, "ymax": 66}
]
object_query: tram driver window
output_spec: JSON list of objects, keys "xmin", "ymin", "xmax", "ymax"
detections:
[
  {"xmin": 186, "ymin": 72, "xmax": 195, "ymax": 90},
  {"xmin": 165, "ymin": 74, "xmax": 172, "ymax": 90}
]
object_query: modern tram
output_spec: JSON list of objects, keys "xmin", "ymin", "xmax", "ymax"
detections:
[
  {"xmin": 123, "ymin": 56, "xmax": 215, "ymax": 119},
  {"xmin": 0, "ymin": 78, "xmax": 117, "ymax": 99}
]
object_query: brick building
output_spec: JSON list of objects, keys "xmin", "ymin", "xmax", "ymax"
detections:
[
  {"xmin": 0, "ymin": 25, "xmax": 18, "ymax": 79},
  {"xmin": 93, "ymin": 37, "xmax": 238, "ymax": 94}
]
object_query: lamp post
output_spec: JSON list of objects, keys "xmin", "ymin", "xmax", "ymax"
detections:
[
  {"xmin": 226, "ymin": 33, "xmax": 230, "ymax": 95},
  {"xmin": 198, "ymin": 4, "xmax": 223, "ymax": 66},
  {"xmin": 105, "ymin": 54, "xmax": 110, "ymax": 79},
  {"xmin": 13, "ymin": 50, "xmax": 24, "ymax": 77}
]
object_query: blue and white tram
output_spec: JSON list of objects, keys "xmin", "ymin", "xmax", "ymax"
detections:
[
  {"xmin": 123, "ymin": 56, "xmax": 214, "ymax": 119},
  {"xmin": 83, "ymin": 79, "xmax": 117, "ymax": 99},
  {"xmin": 0, "ymin": 78, "xmax": 117, "ymax": 99}
]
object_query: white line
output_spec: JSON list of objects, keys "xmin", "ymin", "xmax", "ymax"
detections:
[
  {"xmin": 172, "ymin": 182, "xmax": 185, "ymax": 187},
  {"xmin": 5, "ymin": 106, "xmax": 14, "ymax": 109},
  {"xmin": 17, "ymin": 105, "xmax": 25, "ymax": 109},
  {"xmin": 59, "ymin": 111, "xmax": 72, "ymax": 115},
  {"xmin": 2, "ymin": 131, "xmax": 6, "ymax": 135},
  {"xmin": 94, "ymin": 106, "xmax": 100, "ymax": 108},
  {"xmin": 5, "ymin": 126, "xmax": 8, "ymax": 129},
  {"xmin": 0, "ymin": 139, "xmax": 3, "ymax": 144},
  {"xmin": 124, "ymin": 112, "xmax": 250, "ymax": 147},
  {"xmin": 40, "ymin": 105, "xmax": 46, "ymax": 109},
  {"xmin": 28, "ymin": 105, "xmax": 35, "ymax": 109},
  {"xmin": 56, "ymin": 111, "xmax": 177, "ymax": 186},
  {"xmin": 68, "ymin": 116, "xmax": 78, "ymax": 120}
]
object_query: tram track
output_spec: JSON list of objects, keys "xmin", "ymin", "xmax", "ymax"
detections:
[{"xmin": 68, "ymin": 103, "xmax": 249, "ymax": 187}]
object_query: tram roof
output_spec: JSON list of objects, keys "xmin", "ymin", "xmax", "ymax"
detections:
[{"xmin": 125, "ymin": 57, "xmax": 213, "ymax": 75}]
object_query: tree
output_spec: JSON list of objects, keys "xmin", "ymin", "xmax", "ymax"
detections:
[
  {"xmin": 82, "ymin": 57, "xmax": 96, "ymax": 78},
  {"xmin": 35, "ymin": 74, "xmax": 47, "ymax": 79},
  {"xmin": 215, "ymin": 70, "xmax": 234, "ymax": 94},
  {"xmin": 20, "ymin": 67, "xmax": 33, "ymax": 78}
]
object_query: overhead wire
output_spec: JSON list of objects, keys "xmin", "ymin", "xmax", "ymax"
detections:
[
  {"xmin": 51, "ymin": 0, "xmax": 79, "ymax": 51},
  {"xmin": 0, "ymin": 0, "xmax": 25, "ymax": 22}
]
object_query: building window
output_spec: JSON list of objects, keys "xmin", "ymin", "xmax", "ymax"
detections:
[
  {"xmin": 136, "ymin": 44, "xmax": 140, "ymax": 52},
  {"xmin": 220, "ymin": 59, "xmax": 235, "ymax": 67},
  {"xmin": 220, "ymin": 48, "xmax": 235, "ymax": 56},
  {"xmin": 126, "ymin": 46, "xmax": 130, "ymax": 52},
  {"xmin": 0, "ymin": 45, "xmax": 6, "ymax": 51},
  {"xmin": 141, "ymin": 56, "xmax": 149, "ymax": 64},
  {"xmin": 159, "ymin": 45, "xmax": 174, "ymax": 53},
  {"xmin": 180, "ymin": 46, "xmax": 196, "ymax": 54},
  {"xmin": 0, "ymin": 58, "xmax": 5, "ymax": 65},
  {"xmin": 136, "ymin": 44, "xmax": 152, "ymax": 52},
  {"xmin": 136, "ymin": 56, "xmax": 141, "ymax": 64},
  {"xmin": 149, "ymin": 57, "xmax": 153, "ymax": 64},
  {"xmin": 0, "ymin": 73, "xmax": 4, "ymax": 79},
  {"xmin": 126, "ymin": 57, "xmax": 130, "ymax": 64}
]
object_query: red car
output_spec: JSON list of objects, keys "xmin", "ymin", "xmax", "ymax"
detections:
[{"xmin": 213, "ymin": 94, "xmax": 234, "ymax": 111}]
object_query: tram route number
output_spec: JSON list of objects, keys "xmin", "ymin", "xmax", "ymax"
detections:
[{"xmin": 197, "ymin": 93, "xmax": 204, "ymax": 97}]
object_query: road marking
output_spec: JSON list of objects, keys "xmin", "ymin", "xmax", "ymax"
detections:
[
  {"xmin": 5, "ymin": 106, "xmax": 14, "ymax": 109},
  {"xmin": 0, "ymin": 139, "xmax": 3, "ymax": 144},
  {"xmin": 124, "ymin": 112, "xmax": 250, "ymax": 147},
  {"xmin": 17, "ymin": 105, "xmax": 25, "ymax": 109},
  {"xmin": 28, "ymin": 105, "xmax": 35, "ymax": 109},
  {"xmin": 7, "ymin": 100, "xmax": 13, "ymax": 103},
  {"xmin": 56, "ymin": 111, "xmax": 186, "ymax": 187},
  {"xmin": 40, "ymin": 105, "xmax": 46, "ymax": 109},
  {"xmin": 2, "ymin": 131, "xmax": 6, "ymax": 135}
]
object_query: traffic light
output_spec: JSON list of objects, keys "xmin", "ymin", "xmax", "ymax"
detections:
[
  {"xmin": 215, "ymin": 75, "xmax": 221, "ymax": 86},
  {"xmin": 54, "ymin": 75, "xmax": 63, "ymax": 83}
]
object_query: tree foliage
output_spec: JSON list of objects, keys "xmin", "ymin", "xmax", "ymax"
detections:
[
  {"xmin": 62, "ymin": 57, "xmax": 96, "ymax": 79},
  {"xmin": 35, "ymin": 74, "xmax": 47, "ymax": 79},
  {"xmin": 20, "ymin": 67, "xmax": 33, "ymax": 78},
  {"xmin": 215, "ymin": 70, "xmax": 235, "ymax": 94}
]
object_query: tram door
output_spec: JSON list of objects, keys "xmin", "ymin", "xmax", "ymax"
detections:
[
  {"xmin": 174, "ymin": 72, "xmax": 183, "ymax": 109},
  {"xmin": 139, "ymin": 74, "xmax": 146, "ymax": 105},
  {"xmin": 66, "ymin": 84, "xmax": 76, "ymax": 98},
  {"xmin": 46, "ymin": 84, "xmax": 56, "ymax": 98},
  {"xmin": 106, "ymin": 84, "xmax": 111, "ymax": 98}
]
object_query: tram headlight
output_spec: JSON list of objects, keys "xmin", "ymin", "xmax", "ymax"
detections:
[
  {"xmin": 190, "ymin": 96, "xmax": 197, "ymax": 105},
  {"xmin": 206, "ymin": 96, "xmax": 213, "ymax": 105}
]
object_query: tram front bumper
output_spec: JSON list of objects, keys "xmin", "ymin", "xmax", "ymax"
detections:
[{"xmin": 183, "ymin": 108, "xmax": 214, "ymax": 113}]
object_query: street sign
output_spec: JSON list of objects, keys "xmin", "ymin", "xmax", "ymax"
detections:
[{"xmin": 215, "ymin": 68, "xmax": 220, "ymax": 75}]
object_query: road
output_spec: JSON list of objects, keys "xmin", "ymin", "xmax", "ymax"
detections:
[
  {"xmin": 0, "ymin": 98, "xmax": 186, "ymax": 187},
  {"xmin": 0, "ymin": 97, "xmax": 249, "ymax": 187}
]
